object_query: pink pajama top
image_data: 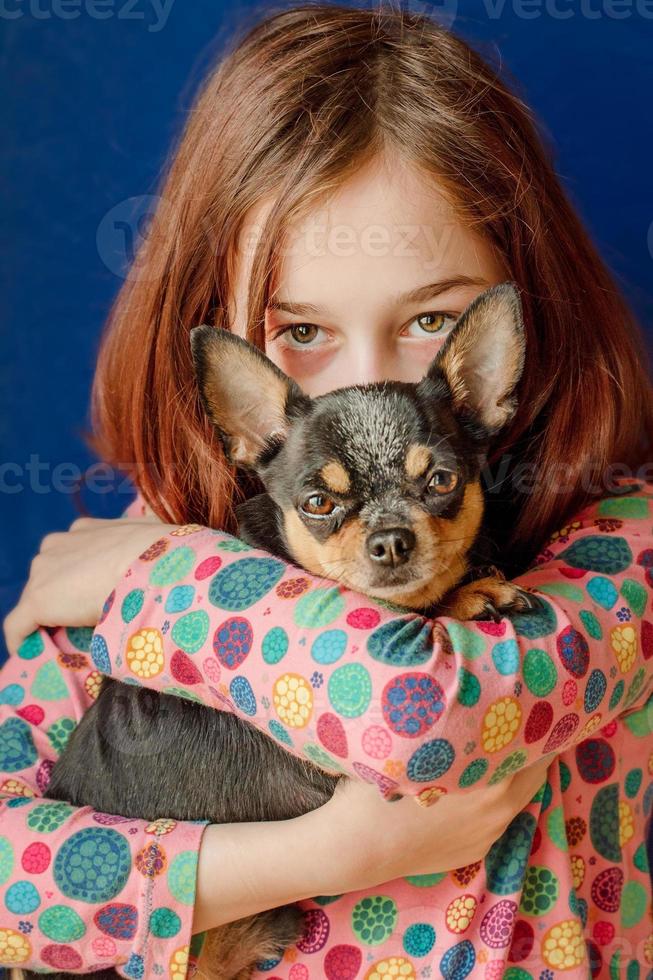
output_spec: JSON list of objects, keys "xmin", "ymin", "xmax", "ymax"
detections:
[{"xmin": 1, "ymin": 477, "xmax": 652, "ymax": 980}]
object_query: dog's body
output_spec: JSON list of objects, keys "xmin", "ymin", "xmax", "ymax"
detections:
[
  {"xmin": 17, "ymin": 682, "xmax": 338, "ymax": 980},
  {"xmin": 14, "ymin": 284, "xmax": 542, "ymax": 980}
]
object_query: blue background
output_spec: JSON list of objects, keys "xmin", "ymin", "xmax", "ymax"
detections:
[
  {"xmin": 2, "ymin": 0, "xmax": 653, "ymax": 652},
  {"xmin": 0, "ymin": 0, "xmax": 652, "ymax": 925}
]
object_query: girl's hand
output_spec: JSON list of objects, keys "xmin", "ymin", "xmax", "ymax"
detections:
[
  {"xmin": 313, "ymin": 754, "xmax": 553, "ymax": 892},
  {"xmin": 2, "ymin": 516, "xmax": 177, "ymax": 656}
]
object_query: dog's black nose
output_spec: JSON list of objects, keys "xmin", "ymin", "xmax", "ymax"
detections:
[{"xmin": 366, "ymin": 527, "xmax": 416, "ymax": 566}]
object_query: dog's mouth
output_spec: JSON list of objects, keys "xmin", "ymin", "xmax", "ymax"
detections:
[
  {"xmin": 334, "ymin": 542, "xmax": 464, "ymax": 608},
  {"xmin": 346, "ymin": 557, "xmax": 444, "ymax": 595},
  {"xmin": 365, "ymin": 575, "xmax": 426, "ymax": 597}
]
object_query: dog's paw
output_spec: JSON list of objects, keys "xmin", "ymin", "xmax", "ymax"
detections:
[{"xmin": 441, "ymin": 575, "xmax": 544, "ymax": 623}]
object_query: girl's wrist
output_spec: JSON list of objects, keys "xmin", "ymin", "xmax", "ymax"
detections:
[
  {"xmin": 111, "ymin": 521, "xmax": 177, "ymax": 585},
  {"xmin": 191, "ymin": 810, "xmax": 343, "ymax": 934}
]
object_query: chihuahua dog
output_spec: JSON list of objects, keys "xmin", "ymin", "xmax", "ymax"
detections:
[{"xmin": 15, "ymin": 282, "xmax": 541, "ymax": 980}]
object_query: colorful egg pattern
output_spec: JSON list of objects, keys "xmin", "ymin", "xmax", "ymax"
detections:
[{"xmin": 0, "ymin": 481, "xmax": 652, "ymax": 978}]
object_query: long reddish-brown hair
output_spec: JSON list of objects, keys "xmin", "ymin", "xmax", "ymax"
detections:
[{"xmin": 85, "ymin": 1, "xmax": 653, "ymax": 577}]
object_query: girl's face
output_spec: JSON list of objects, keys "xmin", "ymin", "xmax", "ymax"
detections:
[{"xmin": 231, "ymin": 153, "xmax": 507, "ymax": 397}]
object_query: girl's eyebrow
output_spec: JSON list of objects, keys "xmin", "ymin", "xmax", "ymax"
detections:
[
  {"xmin": 267, "ymin": 275, "xmax": 490, "ymax": 317},
  {"xmin": 398, "ymin": 274, "xmax": 489, "ymax": 304}
]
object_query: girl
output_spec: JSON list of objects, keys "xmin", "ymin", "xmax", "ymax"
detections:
[{"xmin": 2, "ymin": 4, "xmax": 653, "ymax": 978}]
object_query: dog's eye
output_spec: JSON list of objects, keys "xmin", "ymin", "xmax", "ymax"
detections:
[
  {"xmin": 427, "ymin": 470, "xmax": 459, "ymax": 495},
  {"xmin": 302, "ymin": 494, "xmax": 336, "ymax": 516}
]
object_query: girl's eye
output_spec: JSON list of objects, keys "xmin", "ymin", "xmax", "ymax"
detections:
[
  {"xmin": 426, "ymin": 470, "xmax": 459, "ymax": 495},
  {"xmin": 273, "ymin": 323, "xmax": 323, "ymax": 348},
  {"xmin": 405, "ymin": 312, "xmax": 457, "ymax": 338},
  {"xmin": 301, "ymin": 493, "xmax": 335, "ymax": 516}
]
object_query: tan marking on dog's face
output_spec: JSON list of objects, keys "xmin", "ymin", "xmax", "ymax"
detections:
[
  {"xmin": 284, "ymin": 508, "xmax": 365, "ymax": 583},
  {"xmin": 320, "ymin": 460, "xmax": 351, "ymax": 495},
  {"xmin": 281, "ymin": 480, "xmax": 485, "ymax": 612},
  {"xmin": 431, "ymin": 479, "xmax": 484, "ymax": 555},
  {"xmin": 394, "ymin": 482, "xmax": 483, "ymax": 608},
  {"xmin": 405, "ymin": 444, "xmax": 432, "ymax": 480}
]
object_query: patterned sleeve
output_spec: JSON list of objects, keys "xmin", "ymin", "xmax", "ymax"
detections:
[
  {"xmin": 91, "ymin": 479, "xmax": 653, "ymax": 807},
  {"xmin": 0, "ymin": 497, "xmax": 209, "ymax": 976}
]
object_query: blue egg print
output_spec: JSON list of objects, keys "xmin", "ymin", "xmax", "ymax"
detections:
[
  {"xmin": 0, "ymin": 684, "xmax": 24, "ymax": 706},
  {"xmin": 95, "ymin": 902, "xmax": 139, "ymax": 940},
  {"xmin": 557, "ymin": 625, "xmax": 589, "ymax": 678},
  {"xmin": 558, "ymin": 535, "xmax": 632, "ymax": 575},
  {"xmin": 5, "ymin": 880, "xmax": 40, "ymax": 914},
  {"xmin": 440, "ymin": 939, "xmax": 476, "ymax": 979},
  {"xmin": 268, "ymin": 719, "xmax": 293, "ymax": 746},
  {"xmin": 165, "ymin": 585, "xmax": 195, "ymax": 614},
  {"xmin": 208, "ymin": 558, "xmax": 286, "ymax": 610},
  {"xmin": 65, "ymin": 626, "xmax": 94, "ymax": 651},
  {"xmin": 311, "ymin": 629, "xmax": 347, "ymax": 665},
  {"xmin": 586, "ymin": 576, "xmax": 619, "ymax": 610},
  {"xmin": 406, "ymin": 738, "xmax": 454, "ymax": 781},
  {"xmin": 512, "ymin": 598, "xmax": 557, "ymax": 639},
  {"xmin": 53, "ymin": 828, "xmax": 132, "ymax": 902},
  {"xmin": 90, "ymin": 633, "xmax": 111, "ymax": 673},
  {"xmin": 491, "ymin": 639, "xmax": 519, "ymax": 676},
  {"xmin": 213, "ymin": 617, "xmax": 253, "ymax": 670},
  {"xmin": 17, "ymin": 631, "xmax": 44, "ymax": 660},
  {"xmin": 584, "ymin": 669, "xmax": 607, "ymax": 713},
  {"xmin": 121, "ymin": 589, "xmax": 145, "ymax": 624},
  {"xmin": 229, "ymin": 676, "xmax": 257, "ymax": 716},
  {"xmin": 382, "ymin": 673, "xmax": 445, "ymax": 738},
  {"xmin": 262, "ymin": 627, "xmax": 289, "ymax": 665},
  {"xmin": 403, "ymin": 921, "xmax": 436, "ymax": 957},
  {"xmin": 0, "ymin": 718, "xmax": 37, "ymax": 773},
  {"xmin": 255, "ymin": 957, "xmax": 282, "ymax": 970},
  {"xmin": 643, "ymin": 782, "xmax": 653, "ymax": 818},
  {"xmin": 367, "ymin": 618, "xmax": 433, "ymax": 667},
  {"xmin": 123, "ymin": 952, "xmax": 145, "ymax": 979},
  {"xmin": 485, "ymin": 811, "xmax": 537, "ymax": 895}
]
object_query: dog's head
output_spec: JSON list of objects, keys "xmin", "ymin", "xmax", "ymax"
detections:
[{"xmin": 190, "ymin": 282, "xmax": 525, "ymax": 608}]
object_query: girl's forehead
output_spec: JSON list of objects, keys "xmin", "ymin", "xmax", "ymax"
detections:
[
  {"xmin": 232, "ymin": 158, "xmax": 505, "ymax": 321},
  {"xmin": 239, "ymin": 156, "xmax": 459, "ymax": 256}
]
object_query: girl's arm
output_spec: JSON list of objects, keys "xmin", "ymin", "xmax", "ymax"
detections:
[
  {"xmin": 0, "ymin": 492, "xmax": 550, "ymax": 974},
  {"xmin": 94, "ymin": 477, "xmax": 653, "ymax": 803},
  {"xmin": 0, "ymin": 497, "xmax": 338, "ymax": 974},
  {"xmin": 0, "ymin": 621, "xmax": 210, "ymax": 976}
]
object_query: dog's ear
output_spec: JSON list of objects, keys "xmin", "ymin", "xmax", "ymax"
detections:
[
  {"xmin": 190, "ymin": 325, "xmax": 309, "ymax": 467},
  {"xmin": 421, "ymin": 282, "xmax": 526, "ymax": 435}
]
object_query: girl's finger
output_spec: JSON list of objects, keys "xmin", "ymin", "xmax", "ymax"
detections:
[
  {"xmin": 2, "ymin": 602, "xmax": 37, "ymax": 658},
  {"xmin": 66, "ymin": 517, "xmax": 152, "ymax": 533},
  {"xmin": 68, "ymin": 516, "xmax": 119, "ymax": 532}
]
